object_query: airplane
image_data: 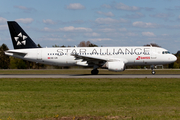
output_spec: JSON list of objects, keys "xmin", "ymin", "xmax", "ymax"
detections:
[{"xmin": 5, "ymin": 21, "xmax": 177, "ymax": 75}]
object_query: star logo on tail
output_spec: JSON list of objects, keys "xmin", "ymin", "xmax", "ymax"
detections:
[{"xmin": 14, "ymin": 32, "xmax": 27, "ymax": 46}]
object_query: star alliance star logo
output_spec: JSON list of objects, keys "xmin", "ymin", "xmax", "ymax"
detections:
[{"xmin": 14, "ymin": 32, "xmax": 27, "ymax": 46}]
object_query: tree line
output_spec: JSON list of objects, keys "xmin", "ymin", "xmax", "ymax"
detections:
[
  {"xmin": 0, "ymin": 41, "xmax": 179, "ymax": 69},
  {"xmin": 0, "ymin": 44, "xmax": 45, "ymax": 69}
]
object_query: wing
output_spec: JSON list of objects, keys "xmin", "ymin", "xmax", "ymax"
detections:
[{"xmin": 71, "ymin": 53, "xmax": 107, "ymax": 67}]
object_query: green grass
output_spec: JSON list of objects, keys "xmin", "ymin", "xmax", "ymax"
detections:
[
  {"xmin": 0, "ymin": 78, "xmax": 180, "ymax": 120},
  {"xmin": 0, "ymin": 69, "xmax": 180, "ymax": 75}
]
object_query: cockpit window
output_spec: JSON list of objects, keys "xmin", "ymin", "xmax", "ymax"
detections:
[{"xmin": 162, "ymin": 51, "xmax": 170, "ymax": 54}]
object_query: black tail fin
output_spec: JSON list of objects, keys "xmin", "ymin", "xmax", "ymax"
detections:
[{"xmin": 7, "ymin": 21, "xmax": 38, "ymax": 49}]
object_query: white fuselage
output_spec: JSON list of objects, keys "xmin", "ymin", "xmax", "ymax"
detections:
[{"xmin": 5, "ymin": 46, "xmax": 177, "ymax": 67}]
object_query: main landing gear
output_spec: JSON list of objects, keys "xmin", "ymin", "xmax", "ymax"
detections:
[
  {"xmin": 91, "ymin": 68, "xmax": 99, "ymax": 75},
  {"xmin": 151, "ymin": 65, "xmax": 156, "ymax": 75},
  {"xmin": 91, "ymin": 65, "xmax": 99, "ymax": 75}
]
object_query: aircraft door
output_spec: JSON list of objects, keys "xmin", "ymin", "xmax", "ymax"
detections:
[
  {"xmin": 37, "ymin": 50, "xmax": 42, "ymax": 60},
  {"xmin": 151, "ymin": 48, "xmax": 157, "ymax": 59}
]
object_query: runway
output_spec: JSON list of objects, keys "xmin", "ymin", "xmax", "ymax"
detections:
[{"xmin": 0, "ymin": 74, "xmax": 180, "ymax": 78}]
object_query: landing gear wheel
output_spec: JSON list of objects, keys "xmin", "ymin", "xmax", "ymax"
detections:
[
  {"xmin": 150, "ymin": 65, "xmax": 156, "ymax": 75},
  {"xmin": 151, "ymin": 71, "xmax": 156, "ymax": 75},
  {"xmin": 91, "ymin": 69, "xmax": 99, "ymax": 75}
]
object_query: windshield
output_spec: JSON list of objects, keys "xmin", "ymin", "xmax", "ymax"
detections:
[{"xmin": 162, "ymin": 51, "xmax": 170, "ymax": 54}]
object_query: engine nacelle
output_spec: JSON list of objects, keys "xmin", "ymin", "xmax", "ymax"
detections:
[{"xmin": 107, "ymin": 61, "xmax": 125, "ymax": 72}]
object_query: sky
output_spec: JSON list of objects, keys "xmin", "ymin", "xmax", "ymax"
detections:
[{"xmin": 0, "ymin": 0, "xmax": 180, "ymax": 53}]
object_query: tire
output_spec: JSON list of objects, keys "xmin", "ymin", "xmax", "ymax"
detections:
[
  {"xmin": 151, "ymin": 71, "xmax": 156, "ymax": 75},
  {"xmin": 91, "ymin": 69, "xmax": 99, "ymax": 75}
]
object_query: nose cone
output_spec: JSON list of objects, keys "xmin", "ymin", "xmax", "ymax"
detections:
[{"xmin": 171, "ymin": 55, "xmax": 177, "ymax": 62}]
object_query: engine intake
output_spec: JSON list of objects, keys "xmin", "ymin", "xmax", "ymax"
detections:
[{"xmin": 107, "ymin": 61, "xmax": 125, "ymax": 72}]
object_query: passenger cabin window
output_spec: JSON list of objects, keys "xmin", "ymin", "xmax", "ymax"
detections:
[{"xmin": 162, "ymin": 51, "xmax": 170, "ymax": 54}]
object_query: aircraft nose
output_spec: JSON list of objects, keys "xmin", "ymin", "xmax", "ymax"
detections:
[{"xmin": 171, "ymin": 55, "xmax": 177, "ymax": 62}]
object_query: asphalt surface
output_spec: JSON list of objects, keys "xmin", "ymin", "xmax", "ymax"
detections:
[{"xmin": 0, "ymin": 74, "xmax": 180, "ymax": 78}]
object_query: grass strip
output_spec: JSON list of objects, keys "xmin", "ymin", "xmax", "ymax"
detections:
[{"xmin": 0, "ymin": 78, "xmax": 180, "ymax": 119}]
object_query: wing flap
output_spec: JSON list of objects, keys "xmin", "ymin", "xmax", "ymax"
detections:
[
  {"xmin": 71, "ymin": 53, "xmax": 128, "ymax": 67},
  {"xmin": 72, "ymin": 53, "xmax": 107, "ymax": 61},
  {"xmin": 71, "ymin": 53, "xmax": 107, "ymax": 66}
]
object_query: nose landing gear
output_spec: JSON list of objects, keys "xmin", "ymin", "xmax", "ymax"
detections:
[
  {"xmin": 151, "ymin": 65, "xmax": 156, "ymax": 75},
  {"xmin": 151, "ymin": 70, "xmax": 156, "ymax": 75}
]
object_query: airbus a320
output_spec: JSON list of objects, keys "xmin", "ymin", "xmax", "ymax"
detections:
[{"xmin": 5, "ymin": 21, "xmax": 177, "ymax": 75}]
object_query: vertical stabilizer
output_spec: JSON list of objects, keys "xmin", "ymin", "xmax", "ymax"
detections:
[{"xmin": 7, "ymin": 21, "xmax": 38, "ymax": 49}]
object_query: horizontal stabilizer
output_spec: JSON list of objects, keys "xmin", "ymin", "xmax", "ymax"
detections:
[{"xmin": 5, "ymin": 50, "xmax": 27, "ymax": 57}]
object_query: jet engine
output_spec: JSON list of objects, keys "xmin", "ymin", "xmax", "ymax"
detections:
[{"xmin": 106, "ymin": 61, "xmax": 125, "ymax": 72}]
